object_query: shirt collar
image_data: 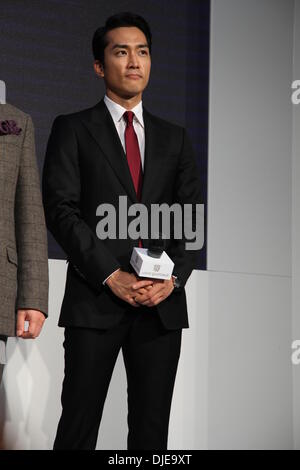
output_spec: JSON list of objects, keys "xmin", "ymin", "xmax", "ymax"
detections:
[{"xmin": 104, "ymin": 94, "xmax": 144, "ymax": 128}]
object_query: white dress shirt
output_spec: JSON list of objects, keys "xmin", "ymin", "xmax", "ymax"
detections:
[
  {"xmin": 103, "ymin": 94, "xmax": 145, "ymax": 169},
  {"xmin": 102, "ymin": 94, "xmax": 145, "ymax": 285}
]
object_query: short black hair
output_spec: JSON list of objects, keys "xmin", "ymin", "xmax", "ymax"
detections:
[{"xmin": 92, "ymin": 12, "xmax": 152, "ymax": 66}]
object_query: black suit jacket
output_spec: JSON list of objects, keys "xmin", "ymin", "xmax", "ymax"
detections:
[{"xmin": 42, "ymin": 98, "xmax": 203, "ymax": 330}]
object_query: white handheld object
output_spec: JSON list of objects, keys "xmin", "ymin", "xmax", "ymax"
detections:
[{"xmin": 130, "ymin": 247, "xmax": 174, "ymax": 280}]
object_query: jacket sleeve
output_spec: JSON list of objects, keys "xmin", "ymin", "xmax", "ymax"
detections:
[
  {"xmin": 42, "ymin": 115, "xmax": 121, "ymax": 289},
  {"xmin": 167, "ymin": 127, "xmax": 204, "ymax": 289},
  {"xmin": 15, "ymin": 115, "xmax": 49, "ymax": 316}
]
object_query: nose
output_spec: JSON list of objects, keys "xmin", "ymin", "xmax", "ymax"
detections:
[{"xmin": 128, "ymin": 52, "xmax": 140, "ymax": 68}]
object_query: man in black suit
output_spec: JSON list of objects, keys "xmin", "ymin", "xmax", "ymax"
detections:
[{"xmin": 42, "ymin": 12, "xmax": 203, "ymax": 450}]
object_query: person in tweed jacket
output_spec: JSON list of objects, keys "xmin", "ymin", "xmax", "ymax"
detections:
[{"xmin": 0, "ymin": 103, "xmax": 49, "ymax": 383}]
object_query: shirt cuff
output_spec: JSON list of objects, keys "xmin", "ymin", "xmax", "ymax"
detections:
[{"xmin": 103, "ymin": 268, "xmax": 121, "ymax": 285}]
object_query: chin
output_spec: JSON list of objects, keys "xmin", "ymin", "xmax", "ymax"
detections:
[
  {"xmin": 121, "ymin": 88, "xmax": 142, "ymax": 98},
  {"xmin": 126, "ymin": 84, "xmax": 142, "ymax": 92}
]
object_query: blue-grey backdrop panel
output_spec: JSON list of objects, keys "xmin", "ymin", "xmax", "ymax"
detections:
[{"xmin": 0, "ymin": 0, "xmax": 209, "ymax": 269}]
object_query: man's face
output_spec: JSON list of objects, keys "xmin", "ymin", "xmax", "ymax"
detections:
[{"xmin": 95, "ymin": 26, "xmax": 151, "ymax": 99}]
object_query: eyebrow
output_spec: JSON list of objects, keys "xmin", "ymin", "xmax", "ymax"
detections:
[{"xmin": 111, "ymin": 44, "xmax": 149, "ymax": 50}]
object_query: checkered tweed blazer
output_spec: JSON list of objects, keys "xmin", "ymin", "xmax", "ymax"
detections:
[{"xmin": 0, "ymin": 103, "xmax": 48, "ymax": 336}]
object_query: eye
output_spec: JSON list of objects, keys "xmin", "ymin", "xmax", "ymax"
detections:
[
  {"xmin": 116, "ymin": 50, "xmax": 127, "ymax": 56},
  {"xmin": 139, "ymin": 49, "xmax": 148, "ymax": 55}
]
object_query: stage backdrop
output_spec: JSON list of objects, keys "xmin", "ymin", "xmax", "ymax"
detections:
[{"xmin": 0, "ymin": 0, "xmax": 209, "ymax": 269}]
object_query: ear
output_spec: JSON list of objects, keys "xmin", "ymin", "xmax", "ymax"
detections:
[{"xmin": 94, "ymin": 60, "xmax": 105, "ymax": 78}]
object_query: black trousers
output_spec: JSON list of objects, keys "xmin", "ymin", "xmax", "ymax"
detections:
[{"xmin": 53, "ymin": 307, "xmax": 182, "ymax": 450}]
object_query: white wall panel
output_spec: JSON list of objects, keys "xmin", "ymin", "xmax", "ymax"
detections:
[
  {"xmin": 208, "ymin": 0, "xmax": 293, "ymax": 277},
  {"xmin": 207, "ymin": 271, "xmax": 292, "ymax": 449}
]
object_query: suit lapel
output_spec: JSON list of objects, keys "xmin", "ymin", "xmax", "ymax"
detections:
[
  {"xmin": 140, "ymin": 107, "xmax": 162, "ymax": 205},
  {"xmin": 82, "ymin": 99, "xmax": 138, "ymax": 204},
  {"xmin": 81, "ymin": 99, "xmax": 162, "ymax": 206}
]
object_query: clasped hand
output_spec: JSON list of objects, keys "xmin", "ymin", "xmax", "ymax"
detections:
[{"xmin": 106, "ymin": 270, "xmax": 174, "ymax": 307}]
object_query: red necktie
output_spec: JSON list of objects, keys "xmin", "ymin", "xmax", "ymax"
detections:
[{"xmin": 124, "ymin": 111, "xmax": 143, "ymax": 248}]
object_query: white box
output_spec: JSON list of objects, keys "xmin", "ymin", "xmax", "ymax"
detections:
[{"xmin": 130, "ymin": 247, "xmax": 174, "ymax": 280}]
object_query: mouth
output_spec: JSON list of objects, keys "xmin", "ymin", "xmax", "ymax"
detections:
[{"xmin": 125, "ymin": 74, "xmax": 142, "ymax": 80}]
